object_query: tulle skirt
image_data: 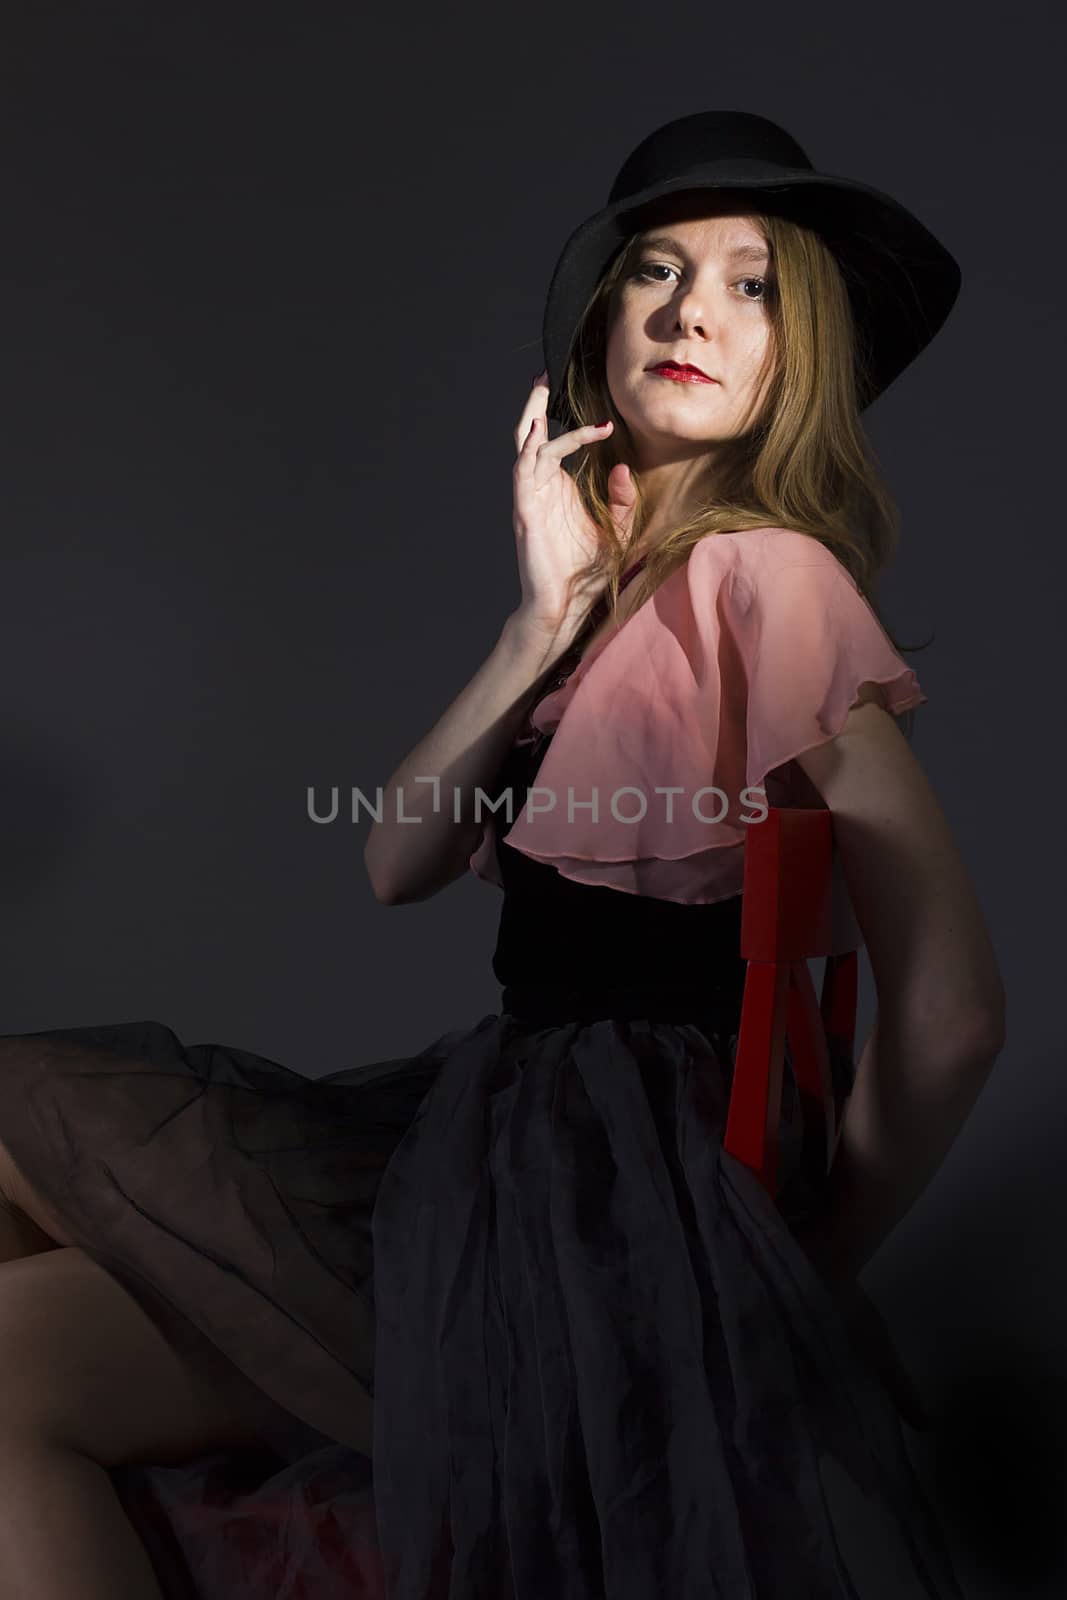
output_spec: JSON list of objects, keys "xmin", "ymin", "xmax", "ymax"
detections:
[{"xmin": 0, "ymin": 1001, "xmax": 964, "ymax": 1598}]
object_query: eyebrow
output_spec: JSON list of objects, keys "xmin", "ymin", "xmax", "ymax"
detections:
[{"xmin": 637, "ymin": 233, "xmax": 771, "ymax": 265}]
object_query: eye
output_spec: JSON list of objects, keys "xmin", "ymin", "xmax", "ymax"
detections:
[
  {"xmin": 632, "ymin": 261, "xmax": 774, "ymax": 304},
  {"xmin": 737, "ymin": 276, "xmax": 773, "ymax": 303},
  {"xmin": 632, "ymin": 261, "xmax": 678, "ymax": 285}
]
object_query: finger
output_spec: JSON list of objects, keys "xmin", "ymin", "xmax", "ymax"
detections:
[
  {"xmin": 531, "ymin": 419, "xmax": 613, "ymax": 462},
  {"xmin": 606, "ymin": 462, "xmax": 636, "ymax": 504},
  {"xmin": 513, "ymin": 411, "xmax": 554, "ymax": 475},
  {"xmin": 514, "ymin": 413, "xmax": 544, "ymax": 466},
  {"xmin": 517, "ymin": 419, "xmax": 613, "ymax": 481},
  {"xmin": 513, "ymin": 372, "xmax": 550, "ymax": 455}
]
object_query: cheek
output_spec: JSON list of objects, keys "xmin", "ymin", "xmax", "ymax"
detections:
[
  {"xmin": 604, "ymin": 313, "xmax": 631, "ymax": 359},
  {"xmin": 740, "ymin": 321, "xmax": 774, "ymax": 380},
  {"xmin": 607, "ymin": 294, "xmax": 646, "ymax": 351},
  {"xmin": 604, "ymin": 327, "xmax": 638, "ymax": 389}
]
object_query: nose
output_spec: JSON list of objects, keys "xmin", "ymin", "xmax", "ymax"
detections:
[{"xmin": 670, "ymin": 289, "xmax": 716, "ymax": 344}]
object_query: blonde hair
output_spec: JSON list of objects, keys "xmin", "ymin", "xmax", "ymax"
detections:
[{"xmin": 554, "ymin": 197, "xmax": 932, "ymax": 737}]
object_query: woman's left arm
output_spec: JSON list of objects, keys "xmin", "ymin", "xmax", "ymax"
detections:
[
  {"xmin": 790, "ymin": 693, "xmax": 1007, "ymax": 1281},
  {"xmin": 798, "ymin": 690, "xmax": 1006, "ymax": 1044}
]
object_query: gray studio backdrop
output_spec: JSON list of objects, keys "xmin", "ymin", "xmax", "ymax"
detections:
[{"xmin": 1, "ymin": 4, "xmax": 1063, "ymax": 1594}]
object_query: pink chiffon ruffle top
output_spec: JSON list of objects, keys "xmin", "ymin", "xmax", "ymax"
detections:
[{"xmin": 470, "ymin": 527, "xmax": 927, "ymax": 950}]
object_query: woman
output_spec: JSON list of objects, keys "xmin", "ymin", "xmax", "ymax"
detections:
[{"xmin": 0, "ymin": 112, "xmax": 1004, "ymax": 1597}]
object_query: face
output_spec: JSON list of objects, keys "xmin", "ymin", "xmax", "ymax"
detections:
[{"xmin": 603, "ymin": 208, "xmax": 777, "ymax": 502}]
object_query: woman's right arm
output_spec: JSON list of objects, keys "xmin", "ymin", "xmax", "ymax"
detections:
[
  {"xmin": 365, "ymin": 372, "xmax": 639, "ymax": 905},
  {"xmin": 362, "ymin": 610, "xmax": 562, "ymax": 905}
]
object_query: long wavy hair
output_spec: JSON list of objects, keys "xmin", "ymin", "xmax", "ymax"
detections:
[{"xmin": 552, "ymin": 191, "xmax": 933, "ymax": 739}]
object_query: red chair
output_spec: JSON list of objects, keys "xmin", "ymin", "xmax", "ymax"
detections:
[{"xmin": 723, "ymin": 804, "xmax": 860, "ymax": 1196}]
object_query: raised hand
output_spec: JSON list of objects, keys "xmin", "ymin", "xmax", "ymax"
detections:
[{"xmin": 511, "ymin": 370, "xmax": 638, "ymax": 653}]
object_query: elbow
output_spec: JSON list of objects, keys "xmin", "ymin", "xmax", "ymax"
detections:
[
  {"xmin": 944, "ymin": 1011, "xmax": 1006, "ymax": 1094},
  {"xmin": 363, "ymin": 820, "xmax": 478, "ymax": 905},
  {"xmin": 882, "ymin": 988, "xmax": 1007, "ymax": 1073},
  {"xmin": 957, "ymin": 976, "xmax": 1009, "ymax": 1060},
  {"xmin": 948, "ymin": 1007, "xmax": 1006, "ymax": 1071},
  {"xmin": 365, "ymin": 871, "xmax": 397, "ymax": 906},
  {"xmin": 363, "ymin": 841, "xmax": 405, "ymax": 906},
  {"xmin": 972, "ymin": 999, "xmax": 1007, "ymax": 1059},
  {"xmin": 868, "ymin": 947, "xmax": 1008, "ymax": 1067},
  {"xmin": 362, "ymin": 848, "xmax": 440, "ymax": 906},
  {"xmin": 365, "ymin": 862, "xmax": 416, "ymax": 906},
  {"xmin": 367, "ymin": 873, "xmax": 421, "ymax": 906}
]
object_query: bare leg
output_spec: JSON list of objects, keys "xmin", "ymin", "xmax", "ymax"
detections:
[
  {"xmin": 0, "ymin": 1142, "xmax": 269, "ymax": 1600},
  {"xmin": 0, "ymin": 1188, "xmax": 63, "ymax": 1262},
  {"xmin": 0, "ymin": 1150, "xmax": 160, "ymax": 1595},
  {"xmin": 0, "ymin": 1137, "xmax": 72, "ymax": 1262},
  {"xmin": 0, "ymin": 1436, "xmax": 164, "ymax": 1600}
]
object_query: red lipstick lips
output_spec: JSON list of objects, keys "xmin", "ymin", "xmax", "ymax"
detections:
[{"xmin": 649, "ymin": 362, "xmax": 717, "ymax": 384}]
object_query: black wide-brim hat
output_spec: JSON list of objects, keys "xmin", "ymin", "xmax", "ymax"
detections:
[{"xmin": 542, "ymin": 110, "xmax": 961, "ymax": 422}]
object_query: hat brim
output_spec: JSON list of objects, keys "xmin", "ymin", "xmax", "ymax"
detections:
[{"xmin": 542, "ymin": 164, "xmax": 961, "ymax": 421}]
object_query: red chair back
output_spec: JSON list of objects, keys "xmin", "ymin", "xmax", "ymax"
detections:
[{"xmin": 723, "ymin": 806, "xmax": 861, "ymax": 1197}]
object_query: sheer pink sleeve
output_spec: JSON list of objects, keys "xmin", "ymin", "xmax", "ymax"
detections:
[
  {"xmin": 738, "ymin": 531, "xmax": 927, "ymax": 783},
  {"xmin": 468, "ymin": 528, "xmax": 927, "ymax": 909}
]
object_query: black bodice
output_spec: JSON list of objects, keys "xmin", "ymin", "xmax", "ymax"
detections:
[{"xmin": 489, "ymin": 730, "xmax": 746, "ymax": 999}]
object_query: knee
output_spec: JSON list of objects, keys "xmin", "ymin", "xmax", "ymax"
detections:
[
  {"xmin": 0, "ymin": 1138, "xmax": 74, "ymax": 1252},
  {"xmin": 0, "ymin": 1250, "xmax": 268, "ymax": 1466}
]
